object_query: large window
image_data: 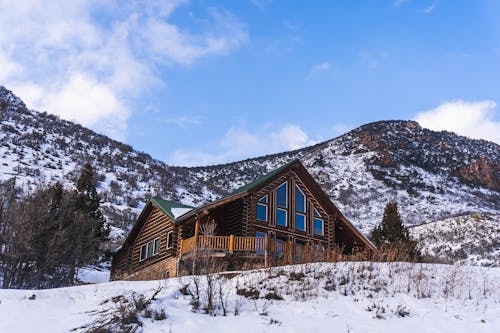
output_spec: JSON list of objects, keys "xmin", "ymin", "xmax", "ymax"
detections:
[
  {"xmin": 313, "ymin": 208, "xmax": 324, "ymax": 236},
  {"xmin": 276, "ymin": 182, "xmax": 288, "ymax": 227},
  {"xmin": 256, "ymin": 195, "xmax": 268, "ymax": 222},
  {"xmin": 166, "ymin": 231, "xmax": 173, "ymax": 249},
  {"xmin": 295, "ymin": 185, "xmax": 306, "ymax": 231},
  {"xmin": 276, "ymin": 182, "xmax": 288, "ymax": 208},
  {"xmin": 139, "ymin": 238, "xmax": 160, "ymax": 262}
]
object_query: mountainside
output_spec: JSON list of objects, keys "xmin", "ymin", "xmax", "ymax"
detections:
[
  {"xmin": 410, "ymin": 213, "xmax": 500, "ymax": 267},
  {"xmin": 1, "ymin": 86, "xmax": 499, "ymax": 241}
]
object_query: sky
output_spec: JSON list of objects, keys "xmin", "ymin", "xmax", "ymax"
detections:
[{"xmin": 1, "ymin": 0, "xmax": 499, "ymax": 166}]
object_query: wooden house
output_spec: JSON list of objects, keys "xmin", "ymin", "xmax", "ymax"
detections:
[{"xmin": 110, "ymin": 159, "xmax": 377, "ymax": 281}]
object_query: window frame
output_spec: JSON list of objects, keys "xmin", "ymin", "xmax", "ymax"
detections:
[
  {"xmin": 166, "ymin": 231, "xmax": 173, "ymax": 250},
  {"xmin": 295, "ymin": 185, "xmax": 306, "ymax": 213},
  {"xmin": 313, "ymin": 208, "xmax": 325, "ymax": 236},
  {"xmin": 256, "ymin": 194, "xmax": 268, "ymax": 222},
  {"xmin": 139, "ymin": 238, "xmax": 161, "ymax": 262},
  {"xmin": 139, "ymin": 244, "xmax": 147, "ymax": 262},
  {"xmin": 295, "ymin": 185, "xmax": 306, "ymax": 232},
  {"xmin": 276, "ymin": 181, "xmax": 288, "ymax": 208},
  {"xmin": 153, "ymin": 237, "xmax": 160, "ymax": 255},
  {"xmin": 295, "ymin": 212, "xmax": 306, "ymax": 231},
  {"xmin": 276, "ymin": 207, "xmax": 288, "ymax": 227}
]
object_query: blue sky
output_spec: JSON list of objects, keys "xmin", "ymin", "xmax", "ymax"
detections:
[{"xmin": 1, "ymin": 0, "xmax": 499, "ymax": 166}]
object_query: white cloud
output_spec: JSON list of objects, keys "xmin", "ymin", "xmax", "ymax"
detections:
[
  {"xmin": 0, "ymin": 0, "xmax": 247, "ymax": 140},
  {"xmin": 359, "ymin": 51, "xmax": 389, "ymax": 70},
  {"xmin": 307, "ymin": 62, "xmax": 334, "ymax": 79},
  {"xmin": 422, "ymin": 4, "xmax": 436, "ymax": 14},
  {"xmin": 414, "ymin": 100, "xmax": 500, "ymax": 144},
  {"xmin": 160, "ymin": 115, "xmax": 203, "ymax": 127},
  {"xmin": 169, "ymin": 124, "xmax": 317, "ymax": 166},
  {"xmin": 394, "ymin": 0, "xmax": 411, "ymax": 7}
]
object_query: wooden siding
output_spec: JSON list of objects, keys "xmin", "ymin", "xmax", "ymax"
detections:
[{"xmin": 129, "ymin": 206, "xmax": 177, "ymax": 273}]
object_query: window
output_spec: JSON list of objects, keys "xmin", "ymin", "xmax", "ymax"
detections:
[
  {"xmin": 275, "ymin": 238, "xmax": 285, "ymax": 257},
  {"xmin": 314, "ymin": 244, "xmax": 325, "ymax": 252},
  {"xmin": 314, "ymin": 243, "xmax": 325, "ymax": 260},
  {"xmin": 295, "ymin": 240, "xmax": 306, "ymax": 262},
  {"xmin": 166, "ymin": 231, "xmax": 173, "ymax": 249},
  {"xmin": 139, "ymin": 238, "xmax": 160, "ymax": 262},
  {"xmin": 276, "ymin": 208, "xmax": 288, "ymax": 227},
  {"xmin": 295, "ymin": 185, "xmax": 305, "ymax": 212},
  {"xmin": 313, "ymin": 208, "xmax": 324, "ymax": 236},
  {"xmin": 276, "ymin": 182, "xmax": 288, "ymax": 208},
  {"xmin": 153, "ymin": 238, "xmax": 160, "ymax": 255},
  {"xmin": 295, "ymin": 185, "xmax": 306, "ymax": 231},
  {"xmin": 256, "ymin": 195, "xmax": 268, "ymax": 222},
  {"xmin": 139, "ymin": 244, "xmax": 147, "ymax": 261},
  {"xmin": 147, "ymin": 241, "xmax": 153, "ymax": 258},
  {"xmin": 276, "ymin": 182, "xmax": 288, "ymax": 227},
  {"xmin": 295, "ymin": 213, "xmax": 306, "ymax": 231},
  {"xmin": 256, "ymin": 231, "xmax": 266, "ymax": 255}
]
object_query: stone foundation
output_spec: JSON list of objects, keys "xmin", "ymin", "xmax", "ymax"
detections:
[{"xmin": 117, "ymin": 257, "xmax": 178, "ymax": 281}]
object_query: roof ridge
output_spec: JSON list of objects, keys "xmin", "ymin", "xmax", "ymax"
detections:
[
  {"xmin": 227, "ymin": 158, "xmax": 300, "ymax": 196},
  {"xmin": 151, "ymin": 197, "xmax": 195, "ymax": 220}
]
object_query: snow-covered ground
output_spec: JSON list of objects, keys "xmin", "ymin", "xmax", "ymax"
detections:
[{"xmin": 1, "ymin": 262, "xmax": 498, "ymax": 333}]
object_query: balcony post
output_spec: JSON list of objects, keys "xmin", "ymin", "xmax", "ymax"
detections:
[
  {"xmin": 192, "ymin": 217, "xmax": 200, "ymax": 274},
  {"xmin": 229, "ymin": 235, "xmax": 234, "ymax": 254},
  {"xmin": 264, "ymin": 236, "xmax": 268, "ymax": 268}
]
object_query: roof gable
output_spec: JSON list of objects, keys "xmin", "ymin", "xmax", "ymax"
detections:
[{"xmin": 119, "ymin": 198, "xmax": 193, "ymax": 249}]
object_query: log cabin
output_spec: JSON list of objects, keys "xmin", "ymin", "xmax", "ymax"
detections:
[{"xmin": 110, "ymin": 159, "xmax": 377, "ymax": 281}]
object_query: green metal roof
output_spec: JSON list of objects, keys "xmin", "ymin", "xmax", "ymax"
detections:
[
  {"xmin": 227, "ymin": 159, "xmax": 299, "ymax": 196},
  {"xmin": 150, "ymin": 197, "xmax": 194, "ymax": 220}
]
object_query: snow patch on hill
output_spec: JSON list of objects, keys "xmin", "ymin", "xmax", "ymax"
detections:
[{"xmin": 410, "ymin": 214, "xmax": 500, "ymax": 266}]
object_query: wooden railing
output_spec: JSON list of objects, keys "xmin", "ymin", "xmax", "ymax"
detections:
[
  {"xmin": 180, "ymin": 235, "xmax": 266, "ymax": 256},
  {"xmin": 234, "ymin": 236, "xmax": 265, "ymax": 252},
  {"xmin": 199, "ymin": 235, "xmax": 230, "ymax": 250}
]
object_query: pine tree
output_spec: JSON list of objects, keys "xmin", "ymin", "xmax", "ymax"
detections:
[
  {"xmin": 66, "ymin": 163, "xmax": 109, "ymax": 283},
  {"xmin": 371, "ymin": 201, "xmax": 410, "ymax": 246},
  {"xmin": 370, "ymin": 201, "xmax": 419, "ymax": 260}
]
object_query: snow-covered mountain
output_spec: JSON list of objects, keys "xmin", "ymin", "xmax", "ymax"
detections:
[{"xmin": 1, "ymin": 86, "xmax": 499, "ymax": 241}]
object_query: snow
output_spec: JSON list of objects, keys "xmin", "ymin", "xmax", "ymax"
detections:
[
  {"xmin": 0, "ymin": 262, "xmax": 499, "ymax": 332},
  {"xmin": 77, "ymin": 268, "xmax": 110, "ymax": 284},
  {"xmin": 171, "ymin": 207, "xmax": 193, "ymax": 219}
]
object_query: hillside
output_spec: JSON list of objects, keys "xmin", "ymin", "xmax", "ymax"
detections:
[
  {"xmin": 1, "ymin": 85, "xmax": 499, "ymax": 241},
  {"xmin": 410, "ymin": 213, "xmax": 500, "ymax": 266},
  {"xmin": 0, "ymin": 262, "xmax": 498, "ymax": 332}
]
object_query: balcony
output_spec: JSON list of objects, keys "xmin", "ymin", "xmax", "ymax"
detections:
[{"xmin": 179, "ymin": 235, "xmax": 266, "ymax": 256}]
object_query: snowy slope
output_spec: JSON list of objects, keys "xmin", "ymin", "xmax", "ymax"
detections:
[
  {"xmin": 1, "ymin": 85, "xmax": 499, "ymax": 240},
  {"xmin": 410, "ymin": 214, "xmax": 500, "ymax": 266},
  {"xmin": 0, "ymin": 262, "xmax": 498, "ymax": 333}
]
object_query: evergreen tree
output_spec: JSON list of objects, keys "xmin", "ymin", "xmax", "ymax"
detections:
[
  {"xmin": 66, "ymin": 163, "xmax": 109, "ymax": 282},
  {"xmin": 370, "ymin": 201, "xmax": 410, "ymax": 246},
  {"xmin": 370, "ymin": 201, "xmax": 419, "ymax": 260}
]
